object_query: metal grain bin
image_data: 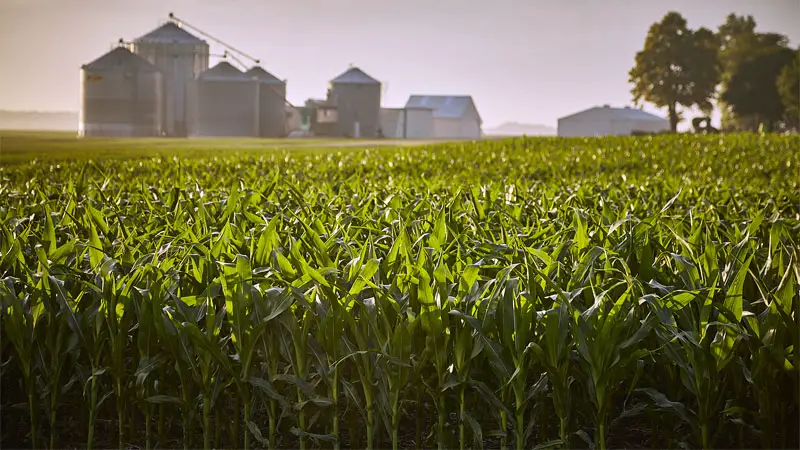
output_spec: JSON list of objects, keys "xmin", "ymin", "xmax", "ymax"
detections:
[
  {"xmin": 79, "ymin": 46, "xmax": 163, "ymax": 137},
  {"xmin": 187, "ymin": 62, "xmax": 259, "ymax": 137},
  {"xmin": 328, "ymin": 66, "xmax": 381, "ymax": 138},
  {"xmin": 130, "ymin": 21, "xmax": 209, "ymax": 137},
  {"xmin": 245, "ymin": 66, "xmax": 287, "ymax": 138}
]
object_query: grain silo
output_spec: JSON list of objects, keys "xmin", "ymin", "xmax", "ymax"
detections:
[
  {"xmin": 186, "ymin": 62, "xmax": 259, "ymax": 137},
  {"xmin": 130, "ymin": 21, "xmax": 209, "ymax": 137},
  {"xmin": 328, "ymin": 66, "xmax": 381, "ymax": 138},
  {"xmin": 245, "ymin": 66, "xmax": 287, "ymax": 138},
  {"xmin": 79, "ymin": 46, "xmax": 163, "ymax": 137}
]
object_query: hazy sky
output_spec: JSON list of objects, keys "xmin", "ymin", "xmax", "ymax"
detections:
[{"xmin": 1, "ymin": 0, "xmax": 798, "ymax": 128}]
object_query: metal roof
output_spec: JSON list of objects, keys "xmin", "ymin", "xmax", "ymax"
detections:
[
  {"xmin": 559, "ymin": 106, "xmax": 668, "ymax": 122},
  {"xmin": 82, "ymin": 46, "xmax": 160, "ymax": 71},
  {"xmin": 405, "ymin": 95, "xmax": 479, "ymax": 120},
  {"xmin": 246, "ymin": 66, "xmax": 284, "ymax": 84},
  {"xmin": 134, "ymin": 21, "xmax": 206, "ymax": 45},
  {"xmin": 198, "ymin": 61, "xmax": 250, "ymax": 81},
  {"xmin": 330, "ymin": 67, "xmax": 380, "ymax": 85}
]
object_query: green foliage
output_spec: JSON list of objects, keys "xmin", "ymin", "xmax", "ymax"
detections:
[
  {"xmin": 776, "ymin": 49, "xmax": 800, "ymax": 128},
  {"xmin": 721, "ymin": 44, "xmax": 795, "ymax": 131},
  {"xmin": 715, "ymin": 14, "xmax": 793, "ymax": 131},
  {"xmin": 1, "ymin": 135, "xmax": 799, "ymax": 449},
  {"xmin": 629, "ymin": 12, "xmax": 719, "ymax": 131}
]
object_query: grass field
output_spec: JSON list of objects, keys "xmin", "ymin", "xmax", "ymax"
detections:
[
  {"xmin": 1, "ymin": 132, "xmax": 799, "ymax": 450},
  {"xmin": 0, "ymin": 130, "xmax": 456, "ymax": 165}
]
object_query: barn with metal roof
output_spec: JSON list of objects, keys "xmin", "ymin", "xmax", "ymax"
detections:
[
  {"xmin": 404, "ymin": 95, "xmax": 482, "ymax": 139},
  {"xmin": 557, "ymin": 105, "xmax": 670, "ymax": 137}
]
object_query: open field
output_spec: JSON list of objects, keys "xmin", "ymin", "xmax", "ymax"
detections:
[
  {"xmin": 0, "ymin": 130, "xmax": 473, "ymax": 166},
  {"xmin": 1, "ymin": 133, "xmax": 799, "ymax": 449}
]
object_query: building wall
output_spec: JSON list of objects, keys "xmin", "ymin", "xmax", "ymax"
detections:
[
  {"xmin": 257, "ymin": 82, "xmax": 287, "ymax": 138},
  {"xmin": 330, "ymin": 83, "xmax": 381, "ymax": 138},
  {"xmin": 379, "ymin": 109, "xmax": 402, "ymax": 138},
  {"xmin": 379, "ymin": 108, "xmax": 435, "ymax": 138},
  {"xmin": 558, "ymin": 117, "xmax": 669, "ymax": 137},
  {"xmin": 433, "ymin": 117, "xmax": 481, "ymax": 139},
  {"xmin": 131, "ymin": 42, "xmax": 209, "ymax": 137},
  {"xmin": 79, "ymin": 66, "xmax": 163, "ymax": 137},
  {"xmin": 286, "ymin": 106, "xmax": 302, "ymax": 134},
  {"xmin": 186, "ymin": 78, "xmax": 259, "ymax": 137},
  {"xmin": 406, "ymin": 108, "xmax": 434, "ymax": 138},
  {"xmin": 558, "ymin": 108, "xmax": 670, "ymax": 137}
]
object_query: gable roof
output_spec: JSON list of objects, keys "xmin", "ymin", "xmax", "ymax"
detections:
[
  {"xmin": 134, "ymin": 21, "xmax": 206, "ymax": 45},
  {"xmin": 246, "ymin": 66, "xmax": 284, "ymax": 84},
  {"xmin": 330, "ymin": 67, "xmax": 380, "ymax": 85},
  {"xmin": 405, "ymin": 95, "xmax": 480, "ymax": 122},
  {"xmin": 559, "ymin": 106, "xmax": 667, "ymax": 122},
  {"xmin": 83, "ymin": 46, "xmax": 160, "ymax": 71}
]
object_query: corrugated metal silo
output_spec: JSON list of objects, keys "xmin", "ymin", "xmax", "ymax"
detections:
[
  {"xmin": 246, "ymin": 66, "xmax": 287, "ymax": 138},
  {"xmin": 328, "ymin": 67, "xmax": 381, "ymax": 138},
  {"xmin": 79, "ymin": 46, "xmax": 163, "ymax": 137},
  {"xmin": 187, "ymin": 62, "xmax": 260, "ymax": 137},
  {"xmin": 130, "ymin": 21, "xmax": 209, "ymax": 137}
]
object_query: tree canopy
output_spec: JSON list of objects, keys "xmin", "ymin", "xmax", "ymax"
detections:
[
  {"xmin": 721, "ymin": 45, "xmax": 795, "ymax": 131},
  {"xmin": 776, "ymin": 49, "xmax": 800, "ymax": 129},
  {"xmin": 715, "ymin": 14, "xmax": 792, "ymax": 130},
  {"xmin": 628, "ymin": 12, "xmax": 719, "ymax": 132}
]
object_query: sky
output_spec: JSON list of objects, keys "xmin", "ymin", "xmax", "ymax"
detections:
[{"xmin": 1, "ymin": 0, "xmax": 798, "ymax": 129}]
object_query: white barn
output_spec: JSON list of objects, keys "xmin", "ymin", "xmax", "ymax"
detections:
[
  {"xmin": 405, "ymin": 95, "xmax": 482, "ymax": 139},
  {"xmin": 557, "ymin": 105, "xmax": 670, "ymax": 137},
  {"xmin": 379, "ymin": 107, "xmax": 435, "ymax": 139}
]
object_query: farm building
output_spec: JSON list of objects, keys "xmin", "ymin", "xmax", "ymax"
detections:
[
  {"xmin": 246, "ymin": 66, "xmax": 287, "ymax": 138},
  {"xmin": 186, "ymin": 61, "xmax": 260, "ymax": 138},
  {"xmin": 557, "ymin": 105, "xmax": 670, "ymax": 137},
  {"xmin": 379, "ymin": 107, "xmax": 434, "ymax": 139},
  {"xmin": 327, "ymin": 66, "xmax": 382, "ymax": 138},
  {"xmin": 79, "ymin": 46, "xmax": 163, "ymax": 137},
  {"xmin": 404, "ymin": 95, "xmax": 482, "ymax": 139},
  {"xmin": 130, "ymin": 21, "xmax": 210, "ymax": 137}
]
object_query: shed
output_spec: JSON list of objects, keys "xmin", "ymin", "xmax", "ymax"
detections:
[
  {"xmin": 557, "ymin": 105, "xmax": 670, "ymax": 137},
  {"xmin": 404, "ymin": 95, "xmax": 482, "ymax": 139},
  {"xmin": 379, "ymin": 107, "xmax": 434, "ymax": 139}
]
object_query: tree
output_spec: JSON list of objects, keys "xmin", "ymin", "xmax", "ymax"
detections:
[
  {"xmin": 721, "ymin": 45, "xmax": 795, "ymax": 131},
  {"xmin": 629, "ymin": 12, "xmax": 719, "ymax": 132},
  {"xmin": 716, "ymin": 14, "xmax": 791, "ymax": 130},
  {"xmin": 776, "ymin": 49, "xmax": 800, "ymax": 129}
]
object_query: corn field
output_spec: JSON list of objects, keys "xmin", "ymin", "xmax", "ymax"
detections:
[{"xmin": 1, "ymin": 135, "xmax": 798, "ymax": 449}]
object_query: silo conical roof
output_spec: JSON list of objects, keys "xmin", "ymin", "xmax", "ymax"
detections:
[
  {"xmin": 246, "ymin": 66, "xmax": 284, "ymax": 84},
  {"xmin": 198, "ymin": 61, "xmax": 250, "ymax": 81},
  {"xmin": 82, "ymin": 46, "xmax": 160, "ymax": 71},
  {"xmin": 330, "ymin": 67, "xmax": 380, "ymax": 85},
  {"xmin": 134, "ymin": 21, "xmax": 206, "ymax": 45}
]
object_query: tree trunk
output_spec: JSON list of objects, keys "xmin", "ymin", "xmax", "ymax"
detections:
[{"xmin": 668, "ymin": 103, "xmax": 679, "ymax": 132}]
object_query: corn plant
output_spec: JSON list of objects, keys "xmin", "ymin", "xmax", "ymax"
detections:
[{"xmin": 1, "ymin": 133, "xmax": 799, "ymax": 449}]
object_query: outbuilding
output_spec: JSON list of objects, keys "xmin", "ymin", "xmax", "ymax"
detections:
[
  {"xmin": 379, "ymin": 107, "xmax": 434, "ymax": 139},
  {"xmin": 557, "ymin": 105, "xmax": 670, "ymax": 137},
  {"xmin": 404, "ymin": 95, "xmax": 482, "ymax": 139}
]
